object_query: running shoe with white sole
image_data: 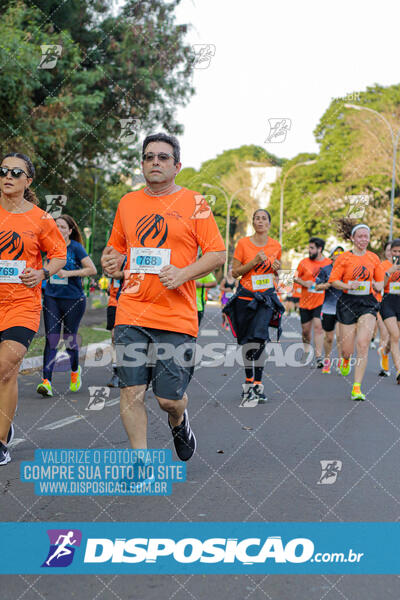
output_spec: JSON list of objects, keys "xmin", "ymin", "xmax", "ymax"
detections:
[
  {"xmin": 239, "ymin": 383, "xmax": 258, "ymax": 408},
  {"xmin": 36, "ymin": 379, "xmax": 53, "ymax": 397},
  {"xmin": 169, "ymin": 409, "xmax": 196, "ymax": 461},
  {"xmin": 351, "ymin": 384, "xmax": 365, "ymax": 401},
  {"xmin": 252, "ymin": 383, "xmax": 267, "ymax": 404},
  {"xmin": 322, "ymin": 358, "xmax": 331, "ymax": 374},
  {"xmin": 70, "ymin": 366, "xmax": 82, "ymax": 392},
  {"xmin": 0, "ymin": 442, "xmax": 11, "ymax": 465}
]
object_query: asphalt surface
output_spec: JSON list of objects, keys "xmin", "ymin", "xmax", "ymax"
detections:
[{"xmin": 2, "ymin": 304, "xmax": 400, "ymax": 598}]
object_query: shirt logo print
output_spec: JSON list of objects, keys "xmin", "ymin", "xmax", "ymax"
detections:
[
  {"xmin": 0, "ymin": 230, "xmax": 24, "ymax": 259},
  {"xmin": 136, "ymin": 214, "xmax": 168, "ymax": 248}
]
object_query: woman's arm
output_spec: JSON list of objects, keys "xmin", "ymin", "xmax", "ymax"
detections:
[{"xmin": 57, "ymin": 256, "xmax": 97, "ymax": 278}]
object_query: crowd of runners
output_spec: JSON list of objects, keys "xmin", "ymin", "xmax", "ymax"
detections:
[{"xmin": 1, "ymin": 133, "xmax": 399, "ymax": 467}]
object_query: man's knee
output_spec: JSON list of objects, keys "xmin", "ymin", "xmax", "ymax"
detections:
[{"xmin": 157, "ymin": 394, "xmax": 186, "ymax": 413}]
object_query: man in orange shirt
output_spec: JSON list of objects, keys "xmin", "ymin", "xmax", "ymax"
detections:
[
  {"xmin": 101, "ymin": 133, "xmax": 225, "ymax": 462},
  {"xmin": 294, "ymin": 237, "xmax": 331, "ymax": 367}
]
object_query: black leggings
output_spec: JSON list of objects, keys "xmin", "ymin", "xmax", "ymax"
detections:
[
  {"xmin": 42, "ymin": 295, "xmax": 86, "ymax": 380},
  {"xmin": 242, "ymin": 341, "xmax": 266, "ymax": 382}
]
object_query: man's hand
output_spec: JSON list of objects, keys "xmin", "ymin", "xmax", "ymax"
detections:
[
  {"xmin": 271, "ymin": 258, "xmax": 281, "ymax": 272},
  {"xmin": 101, "ymin": 247, "xmax": 125, "ymax": 276},
  {"xmin": 159, "ymin": 265, "xmax": 187, "ymax": 289},
  {"xmin": 20, "ymin": 268, "xmax": 44, "ymax": 288},
  {"xmin": 252, "ymin": 250, "xmax": 267, "ymax": 266},
  {"xmin": 303, "ymin": 280, "xmax": 314, "ymax": 289}
]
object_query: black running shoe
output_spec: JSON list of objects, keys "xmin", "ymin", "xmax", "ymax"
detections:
[
  {"xmin": 0, "ymin": 442, "xmax": 11, "ymax": 466},
  {"xmin": 7, "ymin": 423, "xmax": 14, "ymax": 445},
  {"xmin": 169, "ymin": 409, "xmax": 196, "ymax": 461},
  {"xmin": 316, "ymin": 357, "xmax": 324, "ymax": 369}
]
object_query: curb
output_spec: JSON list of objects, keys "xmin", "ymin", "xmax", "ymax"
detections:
[{"xmin": 20, "ymin": 340, "xmax": 112, "ymax": 374}]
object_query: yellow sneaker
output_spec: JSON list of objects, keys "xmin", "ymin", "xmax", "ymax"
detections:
[
  {"xmin": 70, "ymin": 366, "xmax": 82, "ymax": 392},
  {"xmin": 36, "ymin": 379, "xmax": 53, "ymax": 397},
  {"xmin": 351, "ymin": 384, "xmax": 365, "ymax": 401}
]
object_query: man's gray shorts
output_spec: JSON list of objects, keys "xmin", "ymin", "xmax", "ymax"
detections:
[{"xmin": 114, "ymin": 325, "xmax": 196, "ymax": 400}]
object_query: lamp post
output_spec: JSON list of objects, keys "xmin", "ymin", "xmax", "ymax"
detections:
[
  {"xmin": 344, "ymin": 103, "xmax": 400, "ymax": 241},
  {"xmin": 202, "ymin": 183, "xmax": 253, "ymax": 277},
  {"xmin": 83, "ymin": 226, "xmax": 92, "ymax": 297},
  {"xmin": 279, "ymin": 160, "xmax": 316, "ymax": 246}
]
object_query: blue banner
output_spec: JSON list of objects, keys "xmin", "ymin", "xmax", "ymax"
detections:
[{"xmin": 1, "ymin": 522, "xmax": 399, "ymax": 574}]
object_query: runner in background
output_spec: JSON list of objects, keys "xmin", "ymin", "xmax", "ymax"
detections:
[
  {"xmin": 37, "ymin": 215, "xmax": 97, "ymax": 397},
  {"xmin": 98, "ymin": 273, "xmax": 109, "ymax": 299},
  {"xmin": 379, "ymin": 238, "xmax": 400, "ymax": 383},
  {"xmin": 228, "ymin": 209, "xmax": 283, "ymax": 406},
  {"xmin": 196, "ymin": 272, "xmax": 217, "ymax": 326},
  {"xmin": 371, "ymin": 241, "xmax": 391, "ymax": 349},
  {"xmin": 329, "ymin": 220, "xmax": 384, "ymax": 401},
  {"xmin": 220, "ymin": 265, "xmax": 236, "ymax": 330},
  {"xmin": 315, "ymin": 246, "xmax": 344, "ymax": 374},
  {"xmin": 106, "ymin": 266, "xmax": 125, "ymax": 388},
  {"xmin": 294, "ymin": 238, "xmax": 331, "ymax": 367},
  {"xmin": 0, "ymin": 152, "xmax": 66, "ymax": 465}
]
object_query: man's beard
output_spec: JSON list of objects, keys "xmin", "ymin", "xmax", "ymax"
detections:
[{"xmin": 309, "ymin": 251, "xmax": 318, "ymax": 260}]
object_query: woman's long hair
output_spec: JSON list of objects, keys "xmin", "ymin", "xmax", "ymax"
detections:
[
  {"xmin": 2, "ymin": 152, "xmax": 39, "ymax": 205},
  {"xmin": 56, "ymin": 214, "xmax": 84, "ymax": 246},
  {"xmin": 336, "ymin": 217, "xmax": 357, "ymax": 241}
]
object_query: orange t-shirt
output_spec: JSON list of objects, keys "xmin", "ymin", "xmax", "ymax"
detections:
[
  {"xmin": 328, "ymin": 250, "xmax": 384, "ymax": 294},
  {"xmin": 382, "ymin": 258, "xmax": 400, "ymax": 295},
  {"xmin": 233, "ymin": 236, "xmax": 282, "ymax": 292},
  {"xmin": 0, "ymin": 204, "xmax": 67, "ymax": 331},
  {"xmin": 108, "ymin": 278, "xmax": 121, "ymax": 308},
  {"xmin": 296, "ymin": 257, "xmax": 331, "ymax": 309},
  {"xmin": 107, "ymin": 188, "xmax": 225, "ymax": 337}
]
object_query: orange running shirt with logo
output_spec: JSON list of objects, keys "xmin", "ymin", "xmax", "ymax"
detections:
[
  {"xmin": 0, "ymin": 204, "xmax": 67, "ymax": 331},
  {"xmin": 296, "ymin": 257, "xmax": 331, "ymax": 309},
  {"xmin": 328, "ymin": 250, "xmax": 384, "ymax": 293},
  {"xmin": 233, "ymin": 236, "xmax": 282, "ymax": 292},
  {"xmin": 381, "ymin": 258, "xmax": 400, "ymax": 294},
  {"xmin": 107, "ymin": 188, "xmax": 225, "ymax": 337}
]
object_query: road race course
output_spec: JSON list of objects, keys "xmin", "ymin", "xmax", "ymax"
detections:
[{"xmin": 2, "ymin": 305, "xmax": 399, "ymax": 599}]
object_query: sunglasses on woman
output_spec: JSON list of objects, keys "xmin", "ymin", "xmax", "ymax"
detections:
[{"xmin": 0, "ymin": 166, "xmax": 29, "ymax": 179}]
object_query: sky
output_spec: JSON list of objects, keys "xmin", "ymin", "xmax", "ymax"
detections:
[{"xmin": 170, "ymin": 0, "xmax": 400, "ymax": 170}]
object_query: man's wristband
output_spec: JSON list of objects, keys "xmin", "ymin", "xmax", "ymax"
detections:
[{"xmin": 42, "ymin": 268, "xmax": 50, "ymax": 280}]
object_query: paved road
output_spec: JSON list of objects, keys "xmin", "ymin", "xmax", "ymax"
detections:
[{"xmin": 2, "ymin": 305, "xmax": 400, "ymax": 598}]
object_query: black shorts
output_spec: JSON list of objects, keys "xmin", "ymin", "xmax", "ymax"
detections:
[
  {"xmin": 300, "ymin": 305, "xmax": 322, "ymax": 324},
  {"xmin": 336, "ymin": 294, "xmax": 379, "ymax": 325},
  {"xmin": 287, "ymin": 296, "xmax": 299, "ymax": 304},
  {"xmin": 321, "ymin": 313, "xmax": 337, "ymax": 332},
  {"xmin": 114, "ymin": 325, "xmax": 196, "ymax": 400},
  {"xmin": 0, "ymin": 326, "xmax": 35, "ymax": 349},
  {"xmin": 381, "ymin": 294, "xmax": 400, "ymax": 321},
  {"xmin": 106, "ymin": 306, "xmax": 117, "ymax": 331}
]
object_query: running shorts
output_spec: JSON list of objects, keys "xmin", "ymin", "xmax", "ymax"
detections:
[
  {"xmin": 336, "ymin": 294, "xmax": 379, "ymax": 325},
  {"xmin": 299, "ymin": 305, "xmax": 322, "ymax": 324},
  {"xmin": 321, "ymin": 312, "xmax": 337, "ymax": 332},
  {"xmin": 380, "ymin": 294, "xmax": 400, "ymax": 321},
  {"xmin": 114, "ymin": 325, "xmax": 195, "ymax": 400},
  {"xmin": 106, "ymin": 306, "xmax": 117, "ymax": 331},
  {"xmin": 0, "ymin": 326, "xmax": 35, "ymax": 349}
]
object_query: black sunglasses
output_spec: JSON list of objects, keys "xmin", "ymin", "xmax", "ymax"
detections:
[
  {"xmin": 0, "ymin": 166, "xmax": 29, "ymax": 179},
  {"xmin": 142, "ymin": 152, "xmax": 175, "ymax": 162}
]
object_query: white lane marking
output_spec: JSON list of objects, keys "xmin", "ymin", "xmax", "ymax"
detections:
[
  {"xmin": 9, "ymin": 438, "xmax": 26, "ymax": 448},
  {"xmin": 38, "ymin": 415, "xmax": 83, "ymax": 430},
  {"xmin": 200, "ymin": 329, "xmax": 219, "ymax": 336},
  {"xmin": 282, "ymin": 331, "xmax": 302, "ymax": 339}
]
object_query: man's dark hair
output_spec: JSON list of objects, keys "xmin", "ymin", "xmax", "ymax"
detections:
[
  {"xmin": 142, "ymin": 133, "xmax": 180, "ymax": 164},
  {"xmin": 309, "ymin": 236, "xmax": 325, "ymax": 251}
]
